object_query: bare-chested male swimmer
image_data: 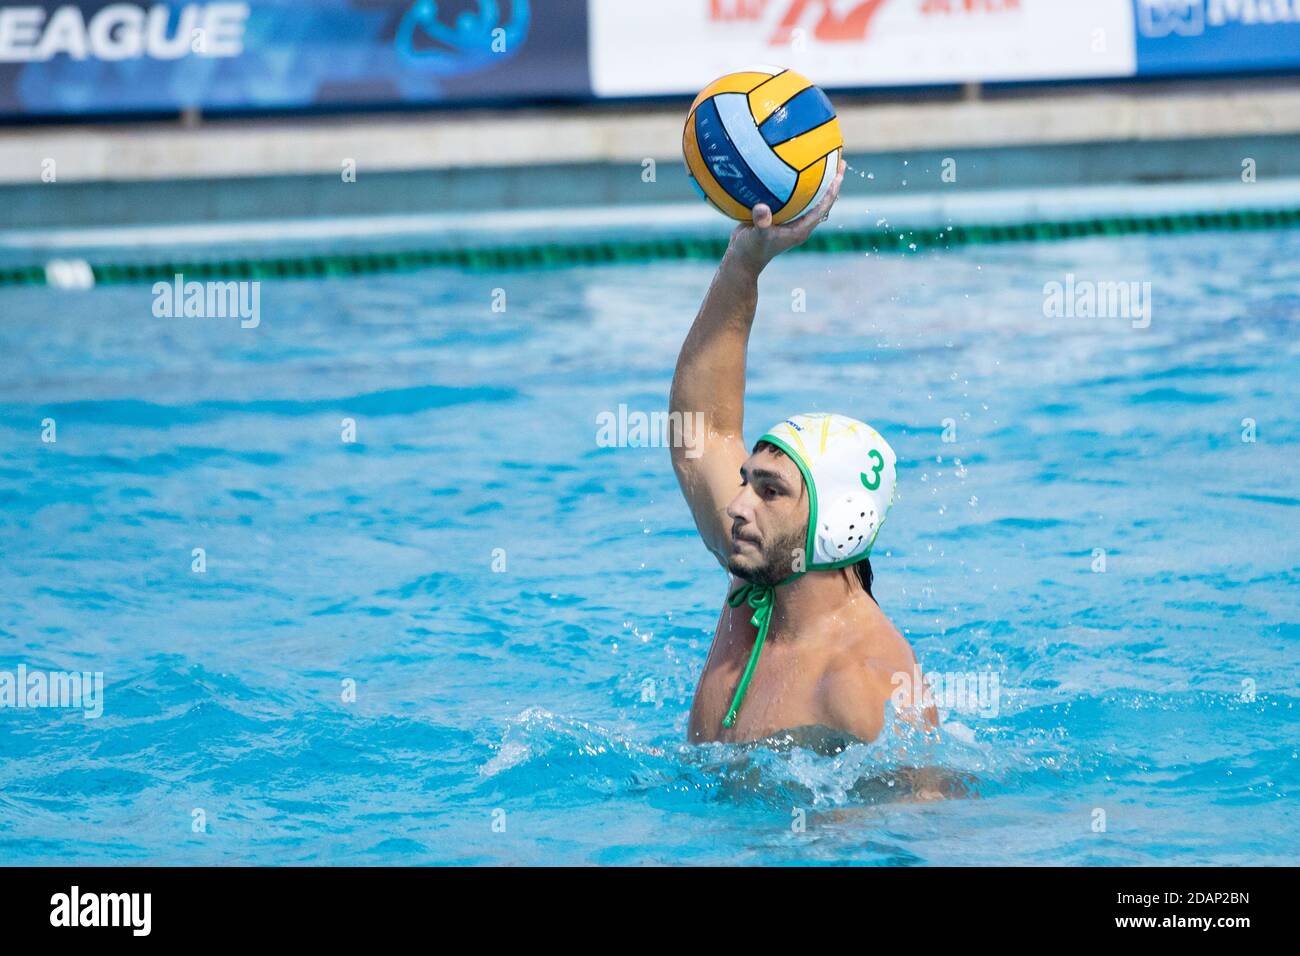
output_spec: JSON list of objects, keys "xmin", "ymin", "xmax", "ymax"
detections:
[{"xmin": 669, "ymin": 159, "xmax": 938, "ymax": 745}]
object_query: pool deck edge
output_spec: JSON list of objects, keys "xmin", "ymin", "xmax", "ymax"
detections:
[{"xmin": 3, "ymin": 84, "xmax": 1300, "ymax": 186}]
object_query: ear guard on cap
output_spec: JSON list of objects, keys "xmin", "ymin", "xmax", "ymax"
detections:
[{"xmin": 758, "ymin": 412, "xmax": 897, "ymax": 570}]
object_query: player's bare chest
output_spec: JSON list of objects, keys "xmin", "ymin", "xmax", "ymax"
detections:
[{"xmin": 692, "ymin": 629, "xmax": 828, "ymax": 742}]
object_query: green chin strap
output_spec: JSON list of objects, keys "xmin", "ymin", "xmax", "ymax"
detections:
[
  {"xmin": 722, "ymin": 565, "xmax": 874, "ymax": 729},
  {"xmin": 722, "ymin": 576, "xmax": 800, "ymax": 729}
]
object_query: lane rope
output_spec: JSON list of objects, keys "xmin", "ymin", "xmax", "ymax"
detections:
[{"xmin": 3, "ymin": 206, "xmax": 1298, "ymax": 288}]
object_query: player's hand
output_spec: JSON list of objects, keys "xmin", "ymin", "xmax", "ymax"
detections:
[{"xmin": 725, "ymin": 158, "xmax": 846, "ymax": 274}]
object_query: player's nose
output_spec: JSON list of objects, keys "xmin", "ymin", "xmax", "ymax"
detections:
[{"xmin": 726, "ymin": 485, "xmax": 756, "ymax": 522}]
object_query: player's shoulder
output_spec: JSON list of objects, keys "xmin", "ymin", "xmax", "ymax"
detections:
[
  {"xmin": 816, "ymin": 615, "xmax": 923, "ymax": 740},
  {"xmin": 815, "ymin": 648, "xmax": 906, "ymax": 743},
  {"xmin": 820, "ymin": 648, "xmax": 908, "ymax": 704}
]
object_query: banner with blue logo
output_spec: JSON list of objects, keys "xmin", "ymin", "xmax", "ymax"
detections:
[
  {"xmin": 1132, "ymin": 0, "xmax": 1300, "ymax": 75},
  {"xmin": 0, "ymin": 0, "xmax": 589, "ymax": 116}
]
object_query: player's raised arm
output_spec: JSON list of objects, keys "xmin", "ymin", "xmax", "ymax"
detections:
[{"xmin": 668, "ymin": 160, "xmax": 847, "ymax": 566}]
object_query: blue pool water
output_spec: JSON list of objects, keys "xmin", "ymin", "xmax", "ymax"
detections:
[{"xmin": 1, "ymin": 227, "xmax": 1297, "ymax": 865}]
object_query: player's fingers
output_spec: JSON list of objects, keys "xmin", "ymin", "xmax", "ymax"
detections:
[
  {"xmin": 751, "ymin": 203, "xmax": 773, "ymax": 229},
  {"xmin": 813, "ymin": 162, "xmax": 846, "ymax": 219},
  {"xmin": 795, "ymin": 176, "xmax": 843, "ymax": 240},
  {"xmin": 830, "ymin": 163, "xmax": 845, "ymax": 202},
  {"xmin": 784, "ymin": 211, "xmax": 820, "ymax": 244}
]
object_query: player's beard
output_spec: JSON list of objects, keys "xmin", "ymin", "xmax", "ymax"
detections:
[{"xmin": 727, "ymin": 521, "xmax": 805, "ymax": 587}]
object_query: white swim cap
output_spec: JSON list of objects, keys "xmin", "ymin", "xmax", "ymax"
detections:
[{"xmin": 758, "ymin": 412, "xmax": 898, "ymax": 569}]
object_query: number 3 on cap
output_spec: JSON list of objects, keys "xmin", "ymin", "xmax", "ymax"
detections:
[{"xmin": 860, "ymin": 449, "xmax": 884, "ymax": 491}]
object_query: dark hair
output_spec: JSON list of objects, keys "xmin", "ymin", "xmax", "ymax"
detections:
[
  {"xmin": 855, "ymin": 557, "xmax": 874, "ymax": 597},
  {"xmin": 755, "ymin": 439, "xmax": 874, "ymax": 598}
]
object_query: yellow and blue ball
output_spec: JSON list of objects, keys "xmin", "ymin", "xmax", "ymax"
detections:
[{"xmin": 683, "ymin": 66, "xmax": 842, "ymax": 224}]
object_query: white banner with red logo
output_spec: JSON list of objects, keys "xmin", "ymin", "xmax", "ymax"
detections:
[{"xmin": 588, "ymin": 0, "xmax": 1137, "ymax": 95}]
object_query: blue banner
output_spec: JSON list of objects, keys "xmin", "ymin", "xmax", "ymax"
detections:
[
  {"xmin": 0, "ymin": 1, "xmax": 589, "ymax": 116},
  {"xmin": 1133, "ymin": 0, "xmax": 1300, "ymax": 75}
]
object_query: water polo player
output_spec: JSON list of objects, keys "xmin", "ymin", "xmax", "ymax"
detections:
[{"xmin": 668, "ymin": 158, "xmax": 938, "ymax": 745}]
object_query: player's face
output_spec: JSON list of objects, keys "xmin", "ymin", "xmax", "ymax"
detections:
[{"xmin": 725, "ymin": 447, "xmax": 808, "ymax": 586}]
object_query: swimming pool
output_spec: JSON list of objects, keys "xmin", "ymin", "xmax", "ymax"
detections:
[{"xmin": 0, "ymin": 225, "xmax": 1296, "ymax": 866}]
